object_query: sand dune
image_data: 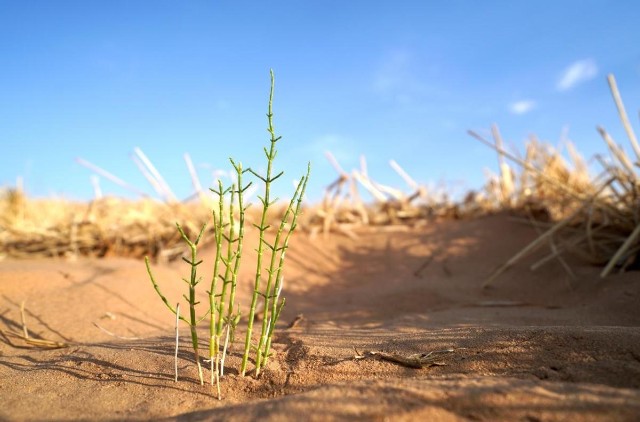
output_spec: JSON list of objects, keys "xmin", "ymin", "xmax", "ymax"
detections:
[{"xmin": 2, "ymin": 214, "xmax": 639, "ymax": 421}]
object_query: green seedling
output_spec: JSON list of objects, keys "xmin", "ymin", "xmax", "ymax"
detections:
[
  {"xmin": 240, "ymin": 71, "xmax": 310, "ymax": 376},
  {"xmin": 145, "ymin": 70, "xmax": 310, "ymax": 397},
  {"xmin": 145, "ymin": 222, "xmax": 208, "ymax": 385}
]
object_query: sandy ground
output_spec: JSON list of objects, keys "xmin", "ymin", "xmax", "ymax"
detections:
[{"xmin": 1, "ymin": 213, "xmax": 639, "ymax": 421}]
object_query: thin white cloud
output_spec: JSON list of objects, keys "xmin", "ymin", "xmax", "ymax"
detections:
[
  {"xmin": 509, "ymin": 100, "xmax": 536, "ymax": 115},
  {"xmin": 371, "ymin": 48, "xmax": 450, "ymax": 109},
  {"xmin": 305, "ymin": 134, "xmax": 357, "ymax": 166},
  {"xmin": 557, "ymin": 59, "xmax": 598, "ymax": 91},
  {"xmin": 372, "ymin": 48, "xmax": 444, "ymax": 102},
  {"xmin": 373, "ymin": 49, "xmax": 413, "ymax": 94}
]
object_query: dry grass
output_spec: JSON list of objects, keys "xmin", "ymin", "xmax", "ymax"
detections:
[
  {"xmin": 469, "ymin": 74, "xmax": 639, "ymax": 284},
  {"xmin": 0, "ymin": 193, "xmax": 212, "ymax": 261},
  {"xmin": 1, "ymin": 74, "xmax": 638, "ymax": 284}
]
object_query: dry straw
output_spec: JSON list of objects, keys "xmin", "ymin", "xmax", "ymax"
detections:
[{"xmin": 469, "ymin": 74, "xmax": 639, "ymax": 286}]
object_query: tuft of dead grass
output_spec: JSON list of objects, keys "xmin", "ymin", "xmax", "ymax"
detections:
[
  {"xmin": 469, "ymin": 74, "xmax": 639, "ymax": 285},
  {"xmin": 0, "ymin": 192, "xmax": 212, "ymax": 261}
]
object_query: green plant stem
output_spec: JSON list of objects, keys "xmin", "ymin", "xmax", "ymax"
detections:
[
  {"xmin": 241, "ymin": 70, "xmax": 281, "ymax": 376},
  {"xmin": 209, "ymin": 179, "xmax": 226, "ymax": 385},
  {"xmin": 144, "ymin": 257, "xmax": 189, "ymax": 324},
  {"xmin": 227, "ymin": 160, "xmax": 249, "ymax": 336},
  {"xmin": 177, "ymin": 222, "xmax": 206, "ymax": 385},
  {"xmin": 262, "ymin": 164, "xmax": 310, "ymax": 367},
  {"xmin": 215, "ymin": 186, "xmax": 235, "ymax": 344},
  {"xmin": 254, "ymin": 170, "xmax": 309, "ymax": 375}
]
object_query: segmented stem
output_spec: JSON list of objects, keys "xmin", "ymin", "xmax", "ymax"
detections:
[{"xmin": 241, "ymin": 70, "xmax": 280, "ymax": 376}]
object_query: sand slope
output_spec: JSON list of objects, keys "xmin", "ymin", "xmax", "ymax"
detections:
[{"xmin": 1, "ymin": 214, "xmax": 639, "ymax": 421}]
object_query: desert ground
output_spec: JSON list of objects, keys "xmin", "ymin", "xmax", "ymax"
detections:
[{"xmin": 1, "ymin": 212, "xmax": 640, "ymax": 421}]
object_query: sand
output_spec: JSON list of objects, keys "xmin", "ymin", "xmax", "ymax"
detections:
[{"xmin": 1, "ymin": 213, "xmax": 639, "ymax": 421}]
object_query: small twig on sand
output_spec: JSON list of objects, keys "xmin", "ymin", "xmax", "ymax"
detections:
[
  {"xmin": 20, "ymin": 300, "xmax": 29, "ymax": 339},
  {"xmin": 0, "ymin": 302, "xmax": 69, "ymax": 349},
  {"xmin": 353, "ymin": 348, "xmax": 462, "ymax": 369},
  {"xmin": 1, "ymin": 329, "xmax": 69, "ymax": 349},
  {"xmin": 92, "ymin": 322, "xmax": 143, "ymax": 340},
  {"xmin": 286, "ymin": 314, "xmax": 305, "ymax": 329}
]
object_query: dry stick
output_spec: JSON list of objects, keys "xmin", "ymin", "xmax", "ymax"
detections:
[
  {"xmin": 134, "ymin": 147, "xmax": 177, "ymax": 202},
  {"xmin": 529, "ymin": 233, "xmax": 589, "ymax": 273},
  {"xmin": 360, "ymin": 154, "xmax": 368, "ymax": 177},
  {"xmin": 1, "ymin": 302, "xmax": 69, "ymax": 349},
  {"xmin": 523, "ymin": 207, "xmax": 576, "ymax": 282},
  {"xmin": 567, "ymin": 141, "xmax": 589, "ymax": 178},
  {"xmin": 90, "ymin": 175, "xmax": 102, "ymax": 199},
  {"xmin": 20, "ymin": 300, "xmax": 29, "ymax": 339},
  {"xmin": 483, "ymin": 178, "xmax": 613, "ymax": 288},
  {"xmin": 1, "ymin": 329, "xmax": 69, "ymax": 349},
  {"xmin": 131, "ymin": 153, "xmax": 166, "ymax": 198},
  {"xmin": 492, "ymin": 125, "xmax": 515, "ymax": 205},
  {"xmin": 374, "ymin": 180, "xmax": 406, "ymax": 201},
  {"xmin": 358, "ymin": 162, "xmax": 405, "ymax": 201},
  {"xmin": 390, "ymin": 159, "xmax": 419, "ymax": 190},
  {"xmin": 597, "ymin": 127, "xmax": 637, "ymax": 178},
  {"xmin": 354, "ymin": 348, "xmax": 458, "ymax": 369},
  {"xmin": 175, "ymin": 303, "xmax": 180, "ymax": 383},
  {"xmin": 607, "ymin": 74, "xmax": 640, "ymax": 162},
  {"xmin": 322, "ymin": 152, "xmax": 350, "ymax": 235},
  {"xmin": 75, "ymin": 158, "xmax": 148, "ymax": 197},
  {"xmin": 350, "ymin": 175, "xmax": 369, "ymax": 225},
  {"xmin": 93, "ymin": 322, "xmax": 143, "ymax": 340},
  {"xmin": 184, "ymin": 153, "xmax": 205, "ymax": 202},
  {"xmin": 325, "ymin": 151, "xmax": 349, "ymax": 178},
  {"xmin": 352, "ymin": 171, "xmax": 387, "ymax": 202},
  {"xmin": 390, "ymin": 159, "xmax": 427, "ymax": 203},
  {"xmin": 601, "ymin": 222, "xmax": 640, "ymax": 278}
]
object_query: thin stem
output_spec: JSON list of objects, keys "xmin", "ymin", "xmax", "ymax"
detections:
[
  {"xmin": 176, "ymin": 222, "xmax": 206, "ymax": 386},
  {"xmin": 209, "ymin": 180, "xmax": 226, "ymax": 383},
  {"xmin": 255, "ymin": 169, "xmax": 309, "ymax": 374},
  {"xmin": 241, "ymin": 70, "xmax": 280, "ymax": 376},
  {"xmin": 227, "ymin": 160, "xmax": 248, "ymax": 335},
  {"xmin": 262, "ymin": 165, "xmax": 310, "ymax": 366},
  {"xmin": 144, "ymin": 256, "xmax": 189, "ymax": 323}
]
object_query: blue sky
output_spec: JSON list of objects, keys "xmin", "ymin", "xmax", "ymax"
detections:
[{"xmin": 1, "ymin": 1, "xmax": 639, "ymax": 202}]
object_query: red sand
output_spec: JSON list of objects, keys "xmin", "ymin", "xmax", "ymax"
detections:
[{"xmin": 1, "ymin": 213, "xmax": 639, "ymax": 421}]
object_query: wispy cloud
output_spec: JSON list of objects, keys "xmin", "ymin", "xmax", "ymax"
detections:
[
  {"xmin": 372, "ymin": 48, "xmax": 442, "ymax": 104},
  {"xmin": 557, "ymin": 59, "xmax": 598, "ymax": 91},
  {"xmin": 509, "ymin": 100, "xmax": 536, "ymax": 115},
  {"xmin": 304, "ymin": 134, "xmax": 357, "ymax": 166},
  {"xmin": 373, "ymin": 49, "xmax": 414, "ymax": 94}
]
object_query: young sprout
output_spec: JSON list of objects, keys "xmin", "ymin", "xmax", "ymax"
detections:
[
  {"xmin": 145, "ymin": 69, "xmax": 309, "ymax": 394},
  {"xmin": 240, "ymin": 70, "xmax": 310, "ymax": 377},
  {"xmin": 145, "ymin": 221, "xmax": 208, "ymax": 385}
]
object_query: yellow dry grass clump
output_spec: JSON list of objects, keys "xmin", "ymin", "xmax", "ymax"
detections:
[
  {"xmin": 468, "ymin": 74, "xmax": 640, "ymax": 284},
  {"xmin": 0, "ymin": 193, "xmax": 211, "ymax": 261}
]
